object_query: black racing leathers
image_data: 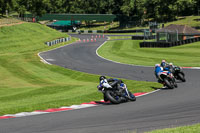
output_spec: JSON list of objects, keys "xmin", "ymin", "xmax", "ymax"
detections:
[{"xmin": 107, "ymin": 78, "xmax": 123, "ymax": 90}]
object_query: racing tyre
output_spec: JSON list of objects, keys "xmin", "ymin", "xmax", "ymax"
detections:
[
  {"xmin": 178, "ymin": 73, "xmax": 186, "ymax": 82},
  {"xmin": 105, "ymin": 90, "xmax": 121, "ymax": 104},
  {"xmin": 103, "ymin": 94, "xmax": 109, "ymax": 102},
  {"xmin": 174, "ymin": 81, "xmax": 178, "ymax": 88},
  {"xmin": 164, "ymin": 78, "xmax": 174, "ymax": 89},
  {"xmin": 128, "ymin": 91, "xmax": 136, "ymax": 101}
]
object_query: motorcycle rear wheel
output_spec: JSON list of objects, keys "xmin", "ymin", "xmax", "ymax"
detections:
[
  {"xmin": 178, "ymin": 73, "xmax": 186, "ymax": 82},
  {"xmin": 105, "ymin": 90, "xmax": 121, "ymax": 104},
  {"xmin": 164, "ymin": 78, "xmax": 174, "ymax": 89}
]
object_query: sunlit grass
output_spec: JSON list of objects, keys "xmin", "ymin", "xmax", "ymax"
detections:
[
  {"xmin": 98, "ymin": 40, "xmax": 200, "ymax": 67},
  {"xmin": 0, "ymin": 23, "xmax": 161, "ymax": 115},
  {"xmin": 145, "ymin": 124, "xmax": 200, "ymax": 133}
]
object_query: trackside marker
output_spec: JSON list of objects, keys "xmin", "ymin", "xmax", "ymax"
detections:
[
  {"xmin": 134, "ymin": 92, "xmax": 148, "ymax": 96},
  {"xmin": 36, "ymin": 108, "xmax": 73, "ymax": 112},
  {"xmin": 81, "ymin": 101, "xmax": 99, "ymax": 105},
  {"xmin": 0, "ymin": 92, "xmax": 149, "ymax": 119},
  {"xmin": 0, "ymin": 116, "xmax": 15, "ymax": 119},
  {"xmin": 182, "ymin": 67, "xmax": 200, "ymax": 69}
]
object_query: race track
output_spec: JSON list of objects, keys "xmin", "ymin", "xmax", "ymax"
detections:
[{"xmin": 0, "ymin": 34, "xmax": 200, "ymax": 133}]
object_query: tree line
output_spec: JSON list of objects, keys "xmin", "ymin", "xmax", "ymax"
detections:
[{"xmin": 0, "ymin": 0, "xmax": 199, "ymax": 22}]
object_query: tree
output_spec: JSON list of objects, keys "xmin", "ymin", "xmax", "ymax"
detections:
[
  {"xmin": 0, "ymin": 0, "xmax": 14, "ymax": 16},
  {"xmin": 174, "ymin": 0, "xmax": 196, "ymax": 16},
  {"xmin": 26, "ymin": 0, "xmax": 49, "ymax": 17}
]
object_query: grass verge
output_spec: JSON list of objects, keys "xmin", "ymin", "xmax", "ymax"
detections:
[
  {"xmin": 0, "ymin": 23, "xmax": 161, "ymax": 116},
  {"xmin": 145, "ymin": 124, "xmax": 200, "ymax": 133},
  {"xmin": 98, "ymin": 40, "xmax": 200, "ymax": 67}
]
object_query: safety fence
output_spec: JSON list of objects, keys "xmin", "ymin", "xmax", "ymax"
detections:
[
  {"xmin": 68, "ymin": 29, "xmax": 148, "ymax": 34},
  {"xmin": 45, "ymin": 37, "xmax": 71, "ymax": 46},
  {"xmin": 24, "ymin": 14, "xmax": 117, "ymax": 22},
  {"xmin": 139, "ymin": 37, "xmax": 200, "ymax": 48},
  {"xmin": 68, "ymin": 30, "xmax": 104, "ymax": 34},
  {"xmin": 105, "ymin": 29, "xmax": 145, "ymax": 33}
]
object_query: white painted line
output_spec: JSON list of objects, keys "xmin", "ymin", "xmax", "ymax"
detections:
[
  {"xmin": 96, "ymin": 40, "xmax": 200, "ymax": 70},
  {"xmin": 183, "ymin": 67, "xmax": 200, "ymax": 69},
  {"xmin": 96, "ymin": 41, "xmax": 152, "ymax": 68},
  {"xmin": 38, "ymin": 53, "xmax": 52, "ymax": 65},
  {"xmin": 68, "ymin": 104, "xmax": 98, "ymax": 109},
  {"xmin": 135, "ymin": 89, "xmax": 161, "ymax": 98},
  {"xmin": 38, "ymin": 35, "xmax": 76, "ymax": 65},
  {"xmin": 4, "ymin": 111, "xmax": 49, "ymax": 118},
  {"xmin": 46, "ymin": 59, "xmax": 55, "ymax": 61}
]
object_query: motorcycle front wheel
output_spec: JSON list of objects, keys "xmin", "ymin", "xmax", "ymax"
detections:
[
  {"xmin": 128, "ymin": 91, "xmax": 136, "ymax": 101},
  {"xmin": 105, "ymin": 90, "xmax": 121, "ymax": 104}
]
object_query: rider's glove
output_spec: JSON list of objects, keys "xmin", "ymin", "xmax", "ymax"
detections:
[{"xmin": 97, "ymin": 85, "xmax": 103, "ymax": 91}]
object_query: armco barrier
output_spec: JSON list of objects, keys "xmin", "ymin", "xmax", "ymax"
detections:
[
  {"xmin": 105, "ymin": 29, "xmax": 146, "ymax": 33},
  {"xmin": 45, "ymin": 37, "xmax": 71, "ymax": 46},
  {"xmin": 140, "ymin": 37, "xmax": 200, "ymax": 48},
  {"xmin": 68, "ymin": 30, "xmax": 104, "ymax": 34}
]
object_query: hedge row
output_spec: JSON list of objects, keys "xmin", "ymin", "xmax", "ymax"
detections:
[{"xmin": 132, "ymin": 35, "xmax": 155, "ymax": 40}]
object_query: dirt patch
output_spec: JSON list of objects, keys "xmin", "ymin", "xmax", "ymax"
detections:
[{"xmin": 0, "ymin": 22, "xmax": 26, "ymax": 27}]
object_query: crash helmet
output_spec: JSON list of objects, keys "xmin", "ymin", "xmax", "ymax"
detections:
[
  {"xmin": 169, "ymin": 62, "xmax": 173, "ymax": 66},
  {"xmin": 99, "ymin": 76, "xmax": 106, "ymax": 81},
  {"xmin": 120, "ymin": 83, "xmax": 126, "ymax": 89},
  {"xmin": 155, "ymin": 64, "xmax": 160, "ymax": 68},
  {"xmin": 161, "ymin": 60, "xmax": 166, "ymax": 67}
]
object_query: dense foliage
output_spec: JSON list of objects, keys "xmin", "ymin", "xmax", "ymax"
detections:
[{"xmin": 0, "ymin": 0, "xmax": 199, "ymax": 22}]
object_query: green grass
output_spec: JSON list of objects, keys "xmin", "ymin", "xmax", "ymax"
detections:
[
  {"xmin": 0, "ymin": 23, "xmax": 161, "ymax": 116},
  {"xmin": 145, "ymin": 124, "xmax": 200, "ymax": 133},
  {"xmin": 166, "ymin": 16, "xmax": 200, "ymax": 28},
  {"xmin": 108, "ymin": 36, "xmax": 132, "ymax": 40},
  {"xmin": 98, "ymin": 40, "xmax": 200, "ymax": 67}
]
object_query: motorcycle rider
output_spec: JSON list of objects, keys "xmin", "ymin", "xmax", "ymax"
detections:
[
  {"xmin": 155, "ymin": 64, "xmax": 171, "ymax": 84},
  {"xmin": 98, "ymin": 76, "xmax": 125, "ymax": 91},
  {"xmin": 154, "ymin": 64, "xmax": 163, "ymax": 82},
  {"xmin": 160, "ymin": 60, "xmax": 169, "ymax": 69},
  {"xmin": 97, "ymin": 76, "xmax": 127, "ymax": 102},
  {"xmin": 164, "ymin": 62, "xmax": 175, "ymax": 72}
]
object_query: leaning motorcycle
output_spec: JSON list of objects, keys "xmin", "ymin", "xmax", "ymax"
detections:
[
  {"xmin": 158, "ymin": 71, "xmax": 177, "ymax": 89},
  {"xmin": 97, "ymin": 79, "xmax": 136, "ymax": 104},
  {"xmin": 171, "ymin": 66, "xmax": 186, "ymax": 82}
]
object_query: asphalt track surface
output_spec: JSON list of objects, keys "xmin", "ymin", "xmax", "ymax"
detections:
[{"xmin": 1, "ymin": 34, "xmax": 200, "ymax": 133}]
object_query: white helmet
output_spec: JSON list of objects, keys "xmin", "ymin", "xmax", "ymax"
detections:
[
  {"xmin": 161, "ymin": 60, "xmax": 166, "ymax": 63},
  {"xmin": 155, "ymin": 64, "xmax": 160, "ymax": 67}
]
